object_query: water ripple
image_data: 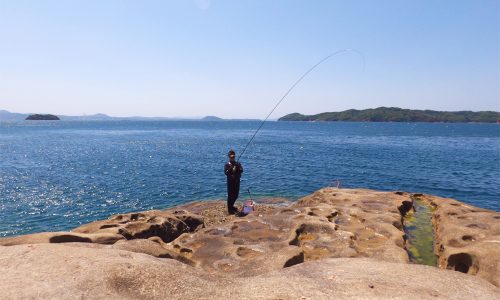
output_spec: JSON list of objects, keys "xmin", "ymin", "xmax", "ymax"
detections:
[{"xmin": 0, "ymin": 120, "xmax": 499, "ymax": 237}]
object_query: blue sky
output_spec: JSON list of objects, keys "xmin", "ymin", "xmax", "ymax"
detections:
[{"xmin": 0, "ymin": 0, "xmax": 498, "ymax": 118}]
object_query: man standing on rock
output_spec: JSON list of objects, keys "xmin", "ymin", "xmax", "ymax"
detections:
[{"xmin": 224, "ymin": 149, "xmax": 243, "ymax": 214}]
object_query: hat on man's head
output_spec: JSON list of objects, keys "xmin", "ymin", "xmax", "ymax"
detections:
[{"xmin": 228, "ymin": 149, "xmax": 236, "ymax": 158}]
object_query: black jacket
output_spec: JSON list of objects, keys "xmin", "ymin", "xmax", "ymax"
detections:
[{"xmin": 224, "ymin": 161, "xmax": 243, "ymax": 181}]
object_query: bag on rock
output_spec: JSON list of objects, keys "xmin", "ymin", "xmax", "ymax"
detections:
[{"xmin": 242, "ymin": 199, "xmax": 255, "ymax": 215}]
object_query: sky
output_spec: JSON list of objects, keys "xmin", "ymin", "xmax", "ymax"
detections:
[{"xmin": 0, "ymin": 0, "xmax": 499, "ymax": 118}]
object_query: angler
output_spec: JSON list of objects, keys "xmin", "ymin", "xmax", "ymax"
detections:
[
  {"xmin": 224, "ymin": 149, "xmax": 243, "ymax": 214},
  {"xmin": 224, "ymin": 49, "xmax": 363, "ymax": 215}
]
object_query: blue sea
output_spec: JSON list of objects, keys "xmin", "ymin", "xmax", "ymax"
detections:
[{"xmin": 0, "ymin": 120, "xmax": 499, "ymax": 237}]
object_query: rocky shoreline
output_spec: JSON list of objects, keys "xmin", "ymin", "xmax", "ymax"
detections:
[{"xmin": 0, "ymin": 188, "xmax": 498, "ymax": 299}]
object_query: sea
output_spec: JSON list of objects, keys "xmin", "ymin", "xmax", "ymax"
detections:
[{"xmin": 0, "ymin": 120, "xmax": 499, "ymax": 237}]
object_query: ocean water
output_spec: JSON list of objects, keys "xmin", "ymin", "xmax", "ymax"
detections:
[{"xmin": 0, "ymin": 120, "xmax": 499, "ymax": 237}]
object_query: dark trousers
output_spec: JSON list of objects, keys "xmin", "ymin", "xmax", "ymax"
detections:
[{"xmin": 227, "ymin": 179, "xmax": 240, "ymax": 211}]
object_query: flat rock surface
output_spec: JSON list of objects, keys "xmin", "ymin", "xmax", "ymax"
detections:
[
  {"xmin": 0, "ymin": 243, "xmax": 498, "ymax": 299},
  {"xmin": 166, "ymin": 199, "xmax": 279, "ymax": 227},
  {"xmin": 0, "ymin": 231, "xmax": 125, "ymax": 246}
]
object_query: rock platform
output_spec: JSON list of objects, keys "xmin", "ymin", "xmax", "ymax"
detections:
[{"xmin": 1, "ymin": 188, "xmax": 498, "ymax": 299}]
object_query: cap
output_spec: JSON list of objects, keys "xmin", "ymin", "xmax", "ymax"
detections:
[{"xmin": 228, "ymin": 149, "xmax": 236, "ymax": 157}]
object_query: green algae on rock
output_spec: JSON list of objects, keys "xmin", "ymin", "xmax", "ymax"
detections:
[{"xmin": 403, "ymin": 198, "xmax": 437, "ymax": 266}]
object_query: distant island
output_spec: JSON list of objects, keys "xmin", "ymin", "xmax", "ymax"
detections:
[
  {"xmin": 1, "ymin": 110, "xmax": 261, "ymax": 122},
  {"xmin": 0, "ymin": 110, "xmax": 113, "ymax": 121},
  {"xmin": 200, "ymin": 115, "xmax": 261, "ymax": 121},
  {"xmin": 25, "ymin": 114, "xmax": 60, "ymax": 121},
  {"xmin": 201, "ymin": 116, "xmax": 224, "ymax": 121},
  {"xmin": 279, "ymin": 107, "xmax": 500, "ymax": 123}
]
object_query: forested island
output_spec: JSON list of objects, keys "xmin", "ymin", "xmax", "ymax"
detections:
[
  {"xmin": 25, "ymin": 114, "xmax": 60, "ymax": 120},
  {"xmin": 279, "ymin": 107, "xmax": 500, "ymax": 123}
]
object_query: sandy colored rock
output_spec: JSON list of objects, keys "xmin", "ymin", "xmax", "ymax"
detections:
[
  {"xmin": 72, "ymin": 209, "xmax": 204, "ymax": 242},
  {"xmin": 113, "ymin": 238, "xmax": 167, "ymax": 253},
  {"xmin": 0, "ymin": 231, "xmax": 125, "ymax": 246},
  {"xmin": 166, "ymin": 189, "xmax": 411, "ymax": 276},
  {"xmin": 167, "ymin": 199, "xmax": 278, "ymax": 227},
  {"xmin": 0, "ymin": 210, "xmax": 204, "ymax": 247},
  {"xmin": 418, "ymin": 194, "xmax": 500, "ymax": 286},
  {"xmin": 1, "ymin": 187, "xmax": 498, "ymax": 295},
  {"xmin": 292, "ymin": 188, "xmax": 410, "ymax": 263},
  {"xmin": 0, "ymin": 243, "xmax": 498, "ymax": 299}
]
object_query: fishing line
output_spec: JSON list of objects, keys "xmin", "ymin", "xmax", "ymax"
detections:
[{"xmin": 237, "ymin": 49, "xmax": 365, "ymax": 162}]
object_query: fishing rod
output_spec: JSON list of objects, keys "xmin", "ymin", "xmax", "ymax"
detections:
[{"xmin": 237, "ymin": 49, "xmax": 364, "ymax": 162}]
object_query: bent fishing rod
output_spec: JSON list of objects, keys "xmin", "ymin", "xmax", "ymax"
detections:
[{"xmin": 237, "ymin": 49, "xmax": 365, "ymax": 162}]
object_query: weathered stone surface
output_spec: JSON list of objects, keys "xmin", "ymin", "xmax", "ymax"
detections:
[
  {"xmin": 0, "ymin": 210, "xmax": 204, "ymax": 247},
  {"xmin": 112, "ymin": 239, "xmax": 183, "ymax": 258},
  {"xmin": 166, "ymin": 200, "xmax": 278, "ymax": 227},
  {"xmin": 72, "ymin": 209, "xmax": 204, "ymax": 242},
  {"xmin": 170, "ymin": 190, "xmax": 498, "ymax": 286},
  {"xmin": 420, "ymin": 194, "xmax": 500, "ymax": 287},
  {"xmin": 0, "ymin": 243, "xmax": 497, "ymax": 299},
  {"xmin": 292, "ymin": 188, "xmax": 410, "ymax": 263},
  {"xmin": 0, "ymin": 231, "xmax": 125, "ymax": 246},
  {"xmin": 1, "ymin": 188, "xmax": 498, "ymax": 296},
  {"xmin": 165, "ymin": 189, "xmax": 411, "ymax": 277}
]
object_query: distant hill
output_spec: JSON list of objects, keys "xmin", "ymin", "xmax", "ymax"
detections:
[
  {"xmin": 0, "ymin": 110, "xmax": 113, "ymax": 121},
  {"xmin": 0, "ymin": 110, "xmax": 261, "ymax": 122},
  {"xmin": 26, "ymin": 114, "xmax": 60, "ymax": 120},
  {"xmin": 60, "ymin": 113, "xmax": 113, "ymax": 121},
  {"xmin": 279, "ymin": 107, "xmax": 500, "ymax": 123},
  {"xmin": 0, "ymin": 110, "xmax": 28, "ymax": 121},
  {"xmin": 0, "ymin": 110, "xmax": 170, "ymax": 121},
  {"xmin": 200, "ymin": 116, "xmax": 261, "ymax": 121}
]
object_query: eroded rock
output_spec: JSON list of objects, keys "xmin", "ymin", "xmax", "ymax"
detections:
[
  {"xmin": 293, "ymin": 188, "xmax": 410, "ymax": 263},
  {"xmin": 163, "ymin": 189, "xmax": 414, "ymax": 276},
  {"xmin": 0, "ymin": 231, "xmax": 125, "ymax": 246},
  {"xmin": 0, "ymin": 243, "xmax": 498, "ymax": 299},
  {"xmin": 73, "ymin": 209, "xmax": 204, "ymax": 242},
  {"xmin": 1, "ymin": 188, "xmax": 498, "ymax": 290},
  {"xmin": 423, "ymin": 194, "xmax": 500, "ymax": 286}
]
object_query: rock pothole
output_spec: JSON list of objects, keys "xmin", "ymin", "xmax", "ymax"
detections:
[{"xmin": 446, "ymin": 253, "xmax": 477, "ymax": 274}]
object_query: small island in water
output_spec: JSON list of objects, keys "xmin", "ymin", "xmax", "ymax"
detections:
[
  {"xmin": 279, "ymin": 107, "xmax": 500, "ymax": 123},
  {"xmin": 25, "ymin": 114, "xmax": 60, "ymax": 120}
]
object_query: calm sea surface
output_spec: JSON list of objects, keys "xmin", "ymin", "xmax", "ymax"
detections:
[{"xmin": 0, "ymin": 120, "xmax": 499, "ymax": 237}]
